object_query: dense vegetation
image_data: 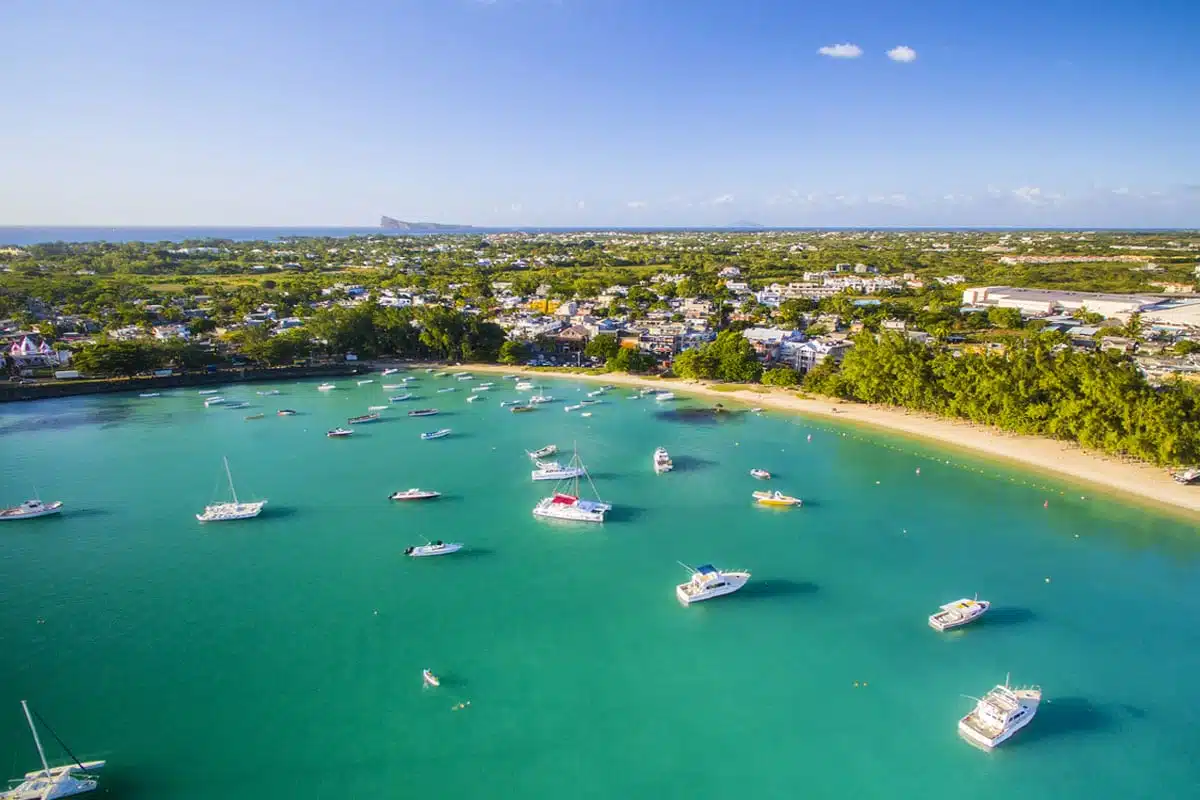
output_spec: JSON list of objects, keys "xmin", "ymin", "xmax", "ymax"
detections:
[{"xmin": 804, "ymin": 332, "xmax": 1200, "ymax": 465}]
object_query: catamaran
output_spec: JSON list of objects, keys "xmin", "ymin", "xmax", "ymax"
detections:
[
  {"xmin": 532, "ymin": 446, "xmax": 611, "ymax": 523},
  {"xmin": 929, "ymin": 597, "xmax": 990, "ymax": 631},
  {"xmin": 653, "ymin": 447, "xmax": 674, "ymax": 474},
  {"xmin": 196, "ymin": 457, "xmax": 266, "ymax": 522},
  {"xmin": 1, "ymin": 701, "xmax": 105, "ymax": 800},
  {"xmin": 958, "ymin": 678, "xmax": 1041, "ymax": 749},
  {"xmin": 0, "ymin": 498, "xmax": 63, "ymax": 521},
  {"xmin": 676, "ymin": 563, "xmax": 751, "ymax": 605}
]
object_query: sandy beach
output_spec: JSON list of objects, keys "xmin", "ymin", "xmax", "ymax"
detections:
[{"xmin": 391, "ymin": 361, "xmax": 1200, "ymax": 519}]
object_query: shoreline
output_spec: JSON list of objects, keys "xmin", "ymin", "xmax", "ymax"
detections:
[{"xmin": 383, "ymin": 360, "xmax": 1200, "ymax": 521}]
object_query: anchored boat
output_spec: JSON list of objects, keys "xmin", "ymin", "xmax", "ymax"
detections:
[
  {"xmin": 0, "ymin": 498, "xmax": 63, "ymax": 521},
  {"xmin": 929, "ymin": 597, "xmax": 990, "ymax": 631},
  {"xmin": 347, "ymin": 413, "xmax": 381, "ymax": 424},
  {"xmin": 532, "ymin": 446, "xmax": 611, "ymax": 523},
  {"xmin": 389, "ymin": 488, "xmax": 441, "ymax": 501},
  {"xmin": 327, "ymin": 428, "xmax": 353, "ymax": 437},
  {"xmin": 408, "ymin": 408, "xmax": 438, "ymax": 417},
  {"xmin": 1, "ymin": 701, "xmax": 105, "ymax": 800},
  {"xmin": 676, "ymin": 563, "xmax": 751, "ymax": 605},
  {"xmin": 196, "ymin": 457, "xmax": 266, "ymax": 522},
  {"xmin": 958, "ymin": 678, "xmax": 1041, "ymax": 749},
  {"xmin": 749, "ymin": 469, "xmax": 771, "ymax": 480},
  {"xmin": 653, "ymin": 447, "xmax": 674, "ymax": 474},
  {"xmin": 753, "ymin": 490, "xmax": 801, "ymax": 507},
  {"xmin": 421, "ymin": 428, "xmax": 452, "ymax": 440},
  {"xmin": 406, "ymin": 540, "xmax": 463, "ymax": 557},
  {"xmin": 528, "ymin": 444, "xmax": 558, "ymax": 460}
]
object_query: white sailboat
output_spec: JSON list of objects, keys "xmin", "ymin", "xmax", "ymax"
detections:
[
  {"xmin": 196, "ymin": 457, "xmax": 266, "ymax": 522},
  {"xmin": 532, "ymin": 446, "xmax": 611, "ymax": 523},
  {"xmin": 1, "ymin": 701, "xmax": 105, "ymax": 800}
]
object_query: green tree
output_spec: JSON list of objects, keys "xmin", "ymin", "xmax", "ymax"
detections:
[
  {"xmin": 762, "ymin": 366, "xmax": 801, "ymax": 387},
  {"xmin": 986, "ymin": 307, "xmax": 1024, "ymax": 329},
  {"xmin": 584, "ymin": 333, "xmax": 620, "ymax": 361},
  {"xmin": 1174, "ymin": 340, "xmax": 1200, "ymax": 356},
  {"xmin": 72, "ymin": 340, "xmax": 165, "ymax": 377},
  {"xmin": 498, "ymin": 339, "xmax": 530, "ymax": 365},
  {"xmin": 608, "ymin": 347, "xmax": 657, "ymax": 373}
]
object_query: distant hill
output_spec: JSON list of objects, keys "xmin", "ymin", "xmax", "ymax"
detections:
[
  {"xmin": 729, "ymin": 220, "xmax": 764, "ymax": 228},
  {"xmin": 380, "ymin": 216, "xmax": 474, "ymax": 231}
]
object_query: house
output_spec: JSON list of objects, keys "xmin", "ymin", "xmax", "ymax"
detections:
[
  {"xmin": 781, "ymin": 339, "xmax": 851, "ymax": 372},
  {"xmin": 718, "ymin": 266, "xmax": 742, "ymax": 278},
  {"xmin": 554, "ymin": 325, "xmax": 591, "ymax": 355},
  {"xmin": 152, "ymin": 324, "xmax": 191, "ymax": 341}
]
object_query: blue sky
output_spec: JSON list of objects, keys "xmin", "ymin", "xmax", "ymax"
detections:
[{"xmin": 1, "ymin": 0, "xmax": 1198, "ymax": 227}]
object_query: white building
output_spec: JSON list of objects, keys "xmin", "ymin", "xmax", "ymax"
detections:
[
  {"xmin": 152, "ymin": 324, "xmax": 190, "ymax": 341},
  {"xmin": 781, "ymin": 339, "xmax": 852, "ymax": 372},
  {"xmin": 961, "ymin": 286, "xmax": 1160, "ymax": 320}
]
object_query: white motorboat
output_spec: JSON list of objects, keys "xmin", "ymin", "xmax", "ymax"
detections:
[
  {"xmin": 196, "ymin": 457, "xmax": 266, "ymax": 523},
  {"xmin": 958, "ymin": 678, "xmax": 1041, "ymax": 749},
  {"xmin": 653, "ymin": 447, "xmax": 674, "ymax": 474},
  {"xmin": 368, "ymin": 405, "xmax": 389, "ymax": 412},
  {"xmin": 476, "ymin": 382, "xmax": 494, "ymax": 388},
  {"xmin": 531, "ymin": 460, "xmax": 586, "ymax": 481},
  {"xmin": 434, "ymin": 371, "xmax": 449, "ymax": 377},
  {"xmin": 500, "ymin": 400, "xmax": 522, "ymax": 407},
  {"xmin": 675, "ymin": 563, "xmax": 751, "ymax": 605},
  {"xmin": 452, "ymin": 371, "xmax": 470, "ymax": 378},
  {"xmin": 466, "ymin": 394, "xmax": 485, "ymax": 403},
  {"xmin": 579, "ymin": 399, "xmax": 599, "ymax": 406},
  {"xmin": 528, "ymin": 444, "xmax": 558, "ymax": 460},
  {"xmin": 750, "ymin": 469, "xmax": 771, "ymax": 480},
  {"xmin": 198, "ymin": 389, "xmax": 220, "ymax": 395},
  {"xmin": 327, "ymin": 428, "xmax": 353, "ymax": 437},
  {"xmin": 389, "ymin": 393, "xmax": 413, "ymax": 402},
  {"xmin": 347, "ymin": 413, "xmax": 381, "ymax": 424},
  {"xmin": 471, "ymin": 385, "xmax": 491, "ymax": 392},
  {"xmin": 0, "ymin": 499, "xmax": 63, "ymax": 521},
  {"xmin": 510, "ymin": 404, "xmax": 536, "ymax": 414},
  {"xmin": 639, "ymin": 387, "xmax": 656, "ymax": 396},
  {"xmin": 389, "ymin": 488, "xmax": 441, "ymax": 501},
  {"xmin": 586, "ymin": 389, "xmax": 606, "ymax": 397},
  {"xmin": 655, "ymin": 392, "xmax": 676, "ymax": 402},
  {"xmin": 564, "ymin": 404, "xmax": 583, "ymax": 412},
  {"xmin": 502, "ymin": 374, "xmax": 517, "ymax": 379},
  {"xmin": 357, "ymin": 379, "xmax": 375, "ymax": 386},
  {"xmin": 529, "ymin": 395, "xmax": 555, "ymax": 404},
  {"xmin": 317, "ymin": 383, "xmax": 336, "ymax": 391},
  {"xmin": 422, "ymin": 668, "xmax": 441, "ymax": 686},
  {"xmin": 421, "ymin": 428, "xmax": 451, "ymax": 440},
  {"xmin": 405, "ymin": 540, "xmax": 463, "ymax": 557},
  {"xmin": 1173, "ymin": 467, "xmax": 1200, "ymax": 485},
  {"xmin": 1, "ymin": 701, "xmax": 105, "ymax": 800},
  {"xmin": 203, "ymin": 396, "xmax": 225, "ymax": 407},
  {"xmin": 408, "ymin": 408, "xmax": 438, "ymax": 417},
  {"xmin": 138, "ymin": 392, "xmax": 160, "ymax": 398},
  {"xmin": 581, "ymin": 412, "xmax": 593, "ymax": 417},
  {"xmin": 455, "ymin": 375, "xmax": 474, "ymax": 382},
  {"xmin": 437, "ymin": 387, "xmax": 457, "ymax": 393},
  {"xmin": 514, "ymin": 381, "xmax": 534, "ymax": 391},
  {"xmin": 382, "ymin": 384, "xmax": 404, "ymax": 390},
  {"xmin": 929, "ymin": 597, "xmax": 991, "ymax": 631},
  {"xmin": 532, "ymin": 446, "xmax": 611, "ymax": 523},
  {"xmin": 226, "ymin": 401, "xmax": 250, "ymax": 409},
  {"xmin": 256, "ymin": 389, "xmax": 280, "ymax": 396},
  {"xmin": 277, "ymin": 409, "xmax": 297, "ymax": 416},
  {"xmin": 381, "ymin": 368, "xmax": 399, "ymax": 376}
]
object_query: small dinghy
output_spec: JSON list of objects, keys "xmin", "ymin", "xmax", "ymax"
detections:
[
  {"xmin": 317, "ymin": 383, "xmax": 336, "ymax": 391},
  {"xmin": 753, "ymin": 490, "xmax": 801, "ymax": 507},
  {"xmin": 139, "ymin": 392, "xmax": 160, "ymax": 398},
  {"xmin": 528, "ymin": 444, "xmax": 558, "ymax": 460},
  {"xmin": 368, "ymin": 405, "xmax": 389, "ymax": 411},
  {"xmin": 198, "ymin": 389, "xmax": 220, "ymax": 395},
  {"xmin": 244, "ymin": 413, "xmax": 265, "ymax": 421},
  {"xmin": 423, "ymin": 669, "xmax": 441, "ymax": 686},
  {"xmin": 466, "ymin": 394, "xmax": 485, "ymax": 403},
  {"xmin": 381, "ymin": 368, "xmax": 399, "ymax": 376},
  {"xmin": 750, "ymin": 469, "xmax": 771, "ymax": 480},
  {"xmin": 407, "ymin": 541, "xmax": 463, "ymax": 558},
  {"xmin": 437, "ymin": 387, "xmax": 457, "ymax": 394},
  {"xmin": 277, "ymin": 409, "xmax": 297, "ymax": 416},
  {"xmin": 257, "ymin": 389, "xmax": 280, "ymax": 396}
]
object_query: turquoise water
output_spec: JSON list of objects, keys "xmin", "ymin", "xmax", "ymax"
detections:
[{"xmin": 2, "ymin": 376, "xmax": 1199, "ymax": 799}]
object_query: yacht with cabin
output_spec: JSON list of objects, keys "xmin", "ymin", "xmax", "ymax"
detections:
[
  {"xmin": 0, "ymin": 498, "xmax": 63, "ymax": 521},
  {"xmin": 675, "ymin": 563, "xmax": 751, "ymax": 605},
  {"xmin": 1, "ymin": 701, "xmax": 105, "ymax": 800},
  {"xmin": 958, "ymin": 678, "xmax": 1041, "ymax": 749},
  {"xmin": 653, "ymin": 447, "xmax": 674, "ymax": 474},
  {"xmin": 195, "ymin": 457, "xmax": 266, "ymax": 522},
  {"xmin": 532, "ymin": 446, "xmax": 611, "ymax": 523},
  {"xmin": 929, "ymin": 597, "xmax": 990, "ymax": 631}
]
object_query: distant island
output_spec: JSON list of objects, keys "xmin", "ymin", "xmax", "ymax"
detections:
[
  {"xmin": 380, "ymin": 216, "xmax": 474, "ymax": 231},
  {"xmin": 729, "ymin": 220, "xmax": 765, "ymax": 228}
]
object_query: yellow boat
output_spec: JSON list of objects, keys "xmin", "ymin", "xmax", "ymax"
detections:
[{"xmin": 753, "ymin": 490, "xmax": 802, "ymax": 507}]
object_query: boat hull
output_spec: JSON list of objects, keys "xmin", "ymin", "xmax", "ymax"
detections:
[
  {"xmin": 0, "ymin": 502, "xmax": 63, "ymax": 520},
  {"xmin": 676, "ymin": 573, "xmax": 750, "ymax": 604},
  {"xmin": 196, "ymin": 501, "xmax": 266, "ymax": 522}
]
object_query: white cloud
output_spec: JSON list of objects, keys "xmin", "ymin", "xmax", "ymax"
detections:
[
  {"xmin": 886, "ymin": 45, "xmax": 917, "ymax": 63},
  {"xmin": 818, "ymin": 43, "xmax": 863, "ymax": 59},
  {"xmin": 626, "ymin": 200, "xmax": 647, "ymax": 209},
  {"xmin": 710, "ymin": 193, "xmax": 734, "ymax": 205}
]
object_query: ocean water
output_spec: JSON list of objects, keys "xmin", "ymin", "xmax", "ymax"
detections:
[{"xmin": 1, "ymin": 376, "xmax": 1199, "ymax": 799}]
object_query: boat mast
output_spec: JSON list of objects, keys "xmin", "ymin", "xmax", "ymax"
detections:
[
  {"xmin": 21, "ymin": 700, "xmax": 51, "ymax": 777},
  {"xmin": 223, "ymin": 457, "xmax": 239, "ymax": 505}
]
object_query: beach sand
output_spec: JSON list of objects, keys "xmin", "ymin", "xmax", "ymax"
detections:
[{"xmin": 392, "ymin": 361, "xmax": 1200, "ymax": 520}]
